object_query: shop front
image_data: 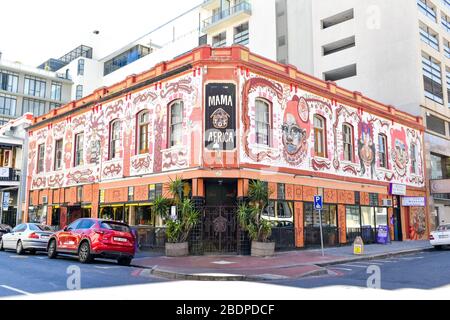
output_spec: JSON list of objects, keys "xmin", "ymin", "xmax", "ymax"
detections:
[
  {"xmin": 304, "ymin": 203, "xmax": 339, "ymax": 247},
  {"xmin": 346, "ymin": 205, "xmax": 389, "ymax": 244}
]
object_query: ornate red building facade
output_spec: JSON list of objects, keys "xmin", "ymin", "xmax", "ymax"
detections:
[{"xmin": 24, "ymin": 46, "xmax": 429, "ymax": 253}]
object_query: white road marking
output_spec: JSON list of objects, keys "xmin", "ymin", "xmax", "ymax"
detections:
[
  {"xmin": 371, "ymin": 260, "xmax": 398, "ymax": 263},
  {"xmin": 211, "ymin": 260, "xmax": 236, "ymax": 265},
  {"xmin": 9, "ymin": 256, "xmax": 28, "ymax": 259},
  {"xmin": 329, "ymin": 267, "xmax": 353, "ymax": 271},
  {"xmin": 339, "ymin": 264, "xmax": 368, "ymax": 268},
  {"xmin": 35, "ymin": 257, "xmax": 47, "ymax": 260},
  {"xmin": 353, "ymin": 261, "xmax": 384, "ymax": 266},
  {"xmin": 398, "ymin": 256, "xmax": 424, "ymax": 260},
  {"xmin": 94, "ymin": 266, "xmax": 120, "ymax": 270},
  {"xmin": 0, "ymin": 285, "xmax": 34, "ymax": 296}
]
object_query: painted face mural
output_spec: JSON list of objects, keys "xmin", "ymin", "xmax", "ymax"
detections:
[
  {"xmin": 282, "ymin": 96, "xmax": 310, "ymax": 165},
  {"xmin": 409, "ymin": 207, "xmax": 427, "ymax": 240},
  {"xmin": 358, "ymin": 122, "xmax": 376, "ymax": 178},
  {"xmin": 391, "ymin": 128, "xmax": 409, "ymax": 177}
]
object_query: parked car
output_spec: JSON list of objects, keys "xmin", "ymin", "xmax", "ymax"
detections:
[
  {"xmin": 0, "ymin": 224, "xmax": 12, "ymax": 241},
  {"xmin": 430, "ymin": 224, "xmax": 450, "ymax": 249},
  {"xmin": 0, "ymin": 223, "xmax": 53, "ymax": 255},
  {"xmin": 47, "ymin": 218, "xmax": 136, "ymax": 266}
]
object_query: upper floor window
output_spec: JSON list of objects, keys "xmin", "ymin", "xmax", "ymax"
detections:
[
  {"xmin": 255, "ymin": 99, "xmax": 271, "ymax": 146},
  {"xmin": 442, "ymin": 13, "xmax": 450, "ymax": 33},
  {"xmin": 0, "ymin": 94, "xmax": 17, "ymax": 116},
  {"xmin": 0, "ymin": 70, "xmax": 19, "ymax": 93},
  {"xmin": 137, "ymin": 111, "xmax": 150, "ymax": 154},
  {"xmin": 169, "ymin": 101, "xmax": 183, "ymax": 148},
  {"xmin": 54, "ymin": 139, "xmax": 63, "ymax": 171},
  {"xmin": 109, "ymin": 120, "xmax": 121, "ymax": 159},
  {"xmin": 76, "ymin": 85, "xmax": 83, "ymax": 100},
  {"xmin": 419, "ymin": 23, "xmax": 439, "ymax": 51},
  {"xmin": 51, "ymin": 82, "xmax": 62, "ymax": 101},
  {"xmin": 212, "ymin": 32, "xmax": 227, "ymax": 48},
  {"xmin": 77, "ymin": 59, "xmax": 85, "ymax": 76},
  {"xmin": 37, "ymin": 144, "xmax": 45, "ymax": 173},
  {"xmin": 24, "ymin": 76, "xmax": 46, "ymax": 98},
  {"xmin": 342, "ymin": 123, "xmax": 354, "ymax": 161},
  {"xmin": 234, "ymin": 22, "xmax": 249, "ymax": 45},
  {"xmin": 411, "ymin": 143, "xmax": 418, "ymax": 174},
  {"xmin": 22, "ymin": 98, "xmax": 46, "ymax": 117},
  {"xmin": 313, "ymin": 115, "xmax": 327, "ymax": 157},
  {"xmin": 422, "ymin": 54, "xmax": 443, "ymax": 104},
  {"xmin": 74, "ymin": 132, "xmax": 84, "ymax": 167},
  {"xmin": 378, "ymin": 134, "xmax": 388, "ymax": 168},
  {"xmin": 417, "ymin": 0, "xmax": 437, "ymax": 22}
]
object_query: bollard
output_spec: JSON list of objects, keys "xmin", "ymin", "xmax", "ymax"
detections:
[{"xmin": 353, "ymin": 236, "xmax": 364, "ymax": 255}]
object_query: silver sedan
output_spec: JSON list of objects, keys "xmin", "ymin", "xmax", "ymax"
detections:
[{"xmin": 0, "ymin": 223, "xmax": 54, "ymax": 255}]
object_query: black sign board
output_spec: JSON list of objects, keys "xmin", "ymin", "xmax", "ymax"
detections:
[{"xmin": 205, "ymin": 83, "xmax": 236, "ymax": 150}]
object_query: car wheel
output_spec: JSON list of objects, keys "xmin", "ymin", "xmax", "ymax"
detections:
[
  {"xmin": 0, "ymin": 239, "xmax": 4, "ymax": 251},
  {"xmin": 47, "ymin": 239, "xmax": 57, "ymax": 259},
  {"xmin": 16, "ymin": 241, "xmax": 24, "ymax": 255},
  {"xmin": 117, "ymin": 257, "xmax": 132, "ymax": 266},
  {"xmin": 78, "ymin": 241, "xmax": 92, "ymax": 264}
]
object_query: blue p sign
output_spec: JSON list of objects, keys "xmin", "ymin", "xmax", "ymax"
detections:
[{"xmin": 314, "ymin": 196, "xmax": 323, "ymax": 210}]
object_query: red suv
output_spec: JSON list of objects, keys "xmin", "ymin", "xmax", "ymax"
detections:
[{"xmin": 47, "ymin": 218, "xmax": 136, "ymax": 266}]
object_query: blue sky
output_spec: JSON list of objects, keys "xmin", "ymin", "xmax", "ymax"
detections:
[{"xmin": 0, "ymin": 0, "xmax": 200, "ymax": 66}]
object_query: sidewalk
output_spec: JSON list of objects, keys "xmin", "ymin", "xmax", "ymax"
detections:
[{"xmin": 132, "ymin": 241, "xmax": 433, "ymax": 281}]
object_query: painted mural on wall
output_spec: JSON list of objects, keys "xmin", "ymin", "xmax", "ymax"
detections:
[
  {"xmin": 28, "ymin": 73, "xmax": 202, "ymax": 190},
  {"xmin": 240, "ymin": 72, "xmax": 425, "ymax": 188},
  {"xmin": 409, "ymin": 207, "xmax": 427, "ymax": 240}
]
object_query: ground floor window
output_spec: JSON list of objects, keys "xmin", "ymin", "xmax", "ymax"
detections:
[
  {"xmin": 263, "ymin": 201, "xmax": 294, "ymax": 227},
  {"xmin": 346, "ymin": 206, "xmax": 388, "ymax": 244},
  {"xmin": 28, "ymin": 206, "xmax": 47, "ymax": 224},
  {"xmin": 51, "ymin": 208, "xmax": 60, "ymax": 229},
  {"xmin": 67, "ymin": 207, "xmax": 90, "ymax": 225},
  {"xmin": 99, "ymin": 206, "xmax": 129, "ymax": 224},
  {"xmin": 304, "ymin": 203, "xmax": 338, "ymax": 246}
]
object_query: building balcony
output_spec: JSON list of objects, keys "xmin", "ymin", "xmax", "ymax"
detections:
[
  {"xmin": 201, "ymin": 0, "xmax": 220, "ymax": 10},
  {"xmin": 202, "ymin": 1, "xmax": 252, "ymax": 34},
  {"xmin": 431, "ymin": 179, "xmax": 450, "ymax": 200},
  {"xmin": 0, "ymin": 168, "xmax": 20, "ymax": 184}
]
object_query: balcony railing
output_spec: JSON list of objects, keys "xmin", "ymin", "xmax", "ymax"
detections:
[
  {"xmin": 0, "ymin": 168, "xmax": 20, "ymax": 182},
  {"xmin": 202, "ymin": 1, "xmax": 252, "ymax": 30}
]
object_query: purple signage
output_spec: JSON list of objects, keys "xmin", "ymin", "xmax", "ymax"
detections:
[{"xmin": 377, "ymin": 225, "xmax": 389, "ymax": 244}]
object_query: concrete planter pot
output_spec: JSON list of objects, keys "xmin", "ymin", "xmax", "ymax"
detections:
[
  {"xmin": 165, "ymin": 242, "xmax": 189, "ymax": 257},
  {"xmin": 251, "ymin": 241, "xmax": 275, "ymax": 257}
]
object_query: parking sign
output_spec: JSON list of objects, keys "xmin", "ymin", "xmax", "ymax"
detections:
[{"xmin": 314, "ymin": 196, "xmax": 323, "ymax": 210}]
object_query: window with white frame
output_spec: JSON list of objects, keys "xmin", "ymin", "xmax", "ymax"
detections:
[
  {"xmin": 255, "ymin": 99, "xmax": 271, "ymax": 146},
  {"xmin": 37, "ymin": 144, "xmax": 45, "ymax": 173},
  {"xmin": 137, "ymin": 111, "xmax": 150, "ymax": 154},
  {"xmin": 169, "ymin": 101, "xmax": 183, "ymax": 147},
  {"xmin": 417, "ymin": 0, "xmax": 437, "ymax": 22},
  {"xmin": 54, "ymin": 139, "xmax": 63, "ymax": 170},
  {"xmin": 74, "ymin": 132, "xmax": 84, "ymax": 166},
  {"xmin": 314, "ymin": 115, "xmax": 327, "ymax": 157},
  {"xmin": 109, "ymin": 120, "xmax": 121, "ymax": 159},
  {"xmin": 342, "ymin": 123, "xmax": 354, "ymax": 161},
  {"xmin": 419, "ymin": 23, "xmax": 439, "ymax": 51}
]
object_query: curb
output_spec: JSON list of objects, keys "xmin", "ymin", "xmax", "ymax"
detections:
[{"xmin": 315, "ymin": 247, "xmax": 434, "ymax": 267}]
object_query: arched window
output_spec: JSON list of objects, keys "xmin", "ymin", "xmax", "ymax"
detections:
[
  {"xmin": 378, "ymin": 134, "xmax": 388, "ymax": 168},
  {"xmin": 255, "ymin": 99, "xmax": 271, "ymax": 146},
  {"xmin": 342, "ymin": 123, "xmax": 354, "ymax": 161},
  {"xmin": 314, "ymin": 115, "xmax": 327, "ymax": 157},
  {"xmin": 137, "ymin": 111, "xmax": 150, "ymax": 154},
  {"xmin": 109, "ymin": 120, "xmax": 121, "ymax": 159},
  {"xmin": 169, "ymin": 100, "xmax": 183, "ymax": 147}
]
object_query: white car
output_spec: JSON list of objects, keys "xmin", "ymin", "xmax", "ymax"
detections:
[
  {"xmin": 430, "ymin": 224, "xmax": 450, "ymax": 249},
  {"xmin": 0, "ymin": 223, "xmax": 54, "ymax": 255}
]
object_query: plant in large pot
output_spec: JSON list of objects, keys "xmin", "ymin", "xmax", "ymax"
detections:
[
  {"xmin": 158, "ymin": 177, "xmax": 200, "ymax": 257},
  {"xmin": 237, "ymin": 180, "xmax": 275, "ymax": 257}
]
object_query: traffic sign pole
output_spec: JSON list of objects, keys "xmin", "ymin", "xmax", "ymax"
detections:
[{"xmin": 318, "ymin": 209, "xmax": 324, "ymax": 257}]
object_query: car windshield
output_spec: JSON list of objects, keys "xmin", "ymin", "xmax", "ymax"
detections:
[
  {"xmin": 100, "ymin": 222, "xmax": 130, "ymax": 233},
  {"xmin": 29, "ymin": 224, "xmax": 53, "ymax": 231}
]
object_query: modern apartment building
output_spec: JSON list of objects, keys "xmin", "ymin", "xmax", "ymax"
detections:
[
  {"xmin": 0, "ymin": 53, "xmax": 72, "ymax": 123},
  {"xmin": 285, "ymin": 0, "xmax": 450, "ymax": 227}
]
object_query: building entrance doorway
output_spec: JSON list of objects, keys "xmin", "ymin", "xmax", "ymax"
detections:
[{"xmin": 202, "ymin": 180, "xmax": 238, "ymax": 254}]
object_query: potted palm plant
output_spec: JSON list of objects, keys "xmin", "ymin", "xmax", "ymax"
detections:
[
  {"xmin": 237, "ymin": 180, "xmax": 275, "ymax": 257},
  {"xmin": 156, "ymin": 177, "xmax": 200, "ymax": 257}
]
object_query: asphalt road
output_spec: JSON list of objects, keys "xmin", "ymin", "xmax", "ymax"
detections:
[
  {"xmin": 276, "ymin": 249, "xmax": 450, "ymax": 290},
  {"xmin": 0, "ymin": 248, "xmax": 449, "ymax": 297},
  {"xmin": 0, "ymin": 250, "xmax": 165, "ymax": 297}
]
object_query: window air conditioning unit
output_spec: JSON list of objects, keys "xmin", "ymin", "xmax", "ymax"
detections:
[
  {"xmin": 382, "ymin": 199, "xmax": 393, "ymax": 207},
  {"xmin": 42, "ymin": 196, "xmax": 48, "ymax": 204}
]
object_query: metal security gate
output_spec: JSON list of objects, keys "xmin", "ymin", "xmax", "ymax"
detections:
[{"xmin": 203, "ymin": 206, "xmax": 238, "ymax": 254}]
